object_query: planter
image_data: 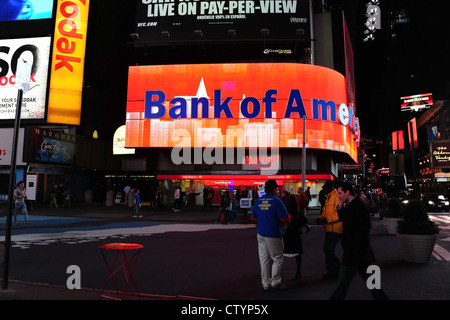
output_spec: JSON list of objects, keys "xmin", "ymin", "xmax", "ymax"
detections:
[
  {"xmin": 396, "ymin": 233, "xmax": 438, "ymax": 263},
  {"xmin": 383, "ymin": 217, "xmax": 403, "ymax": 234}
]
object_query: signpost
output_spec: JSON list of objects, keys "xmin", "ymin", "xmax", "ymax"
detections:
[{"xmin": 2, "ymin": 59, "xmax": 31, "ymax": 290}]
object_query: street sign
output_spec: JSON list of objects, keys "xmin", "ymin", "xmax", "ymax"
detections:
[{"xmin": 15, "ymin": 59, "xmax": 32, "ymax": 92}]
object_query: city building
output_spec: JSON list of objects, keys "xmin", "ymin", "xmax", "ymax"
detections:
[{"xmin": 1, "ymin": 1, "xmax": 363, "ymax": 206}]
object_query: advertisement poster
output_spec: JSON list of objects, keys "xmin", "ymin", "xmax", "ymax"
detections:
[
  {"xmin": 31, "ymin": 127, "xmax": 76, "ymax": 166},
  {"xmin": 0, "ymin": 0, "xmax": 54, "ymax": 22},
  {"xmin": 0, "ymin": 36, "xmax": 51, "ymax": 120},
  {"xmin": 135, "ymin": 0, "xmax": 310, "ymax": 43}
]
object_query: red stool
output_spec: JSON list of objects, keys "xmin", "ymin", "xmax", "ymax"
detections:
[{"xmin": 98, "ymin": 243, "xmax": 143, "ymax": 300}]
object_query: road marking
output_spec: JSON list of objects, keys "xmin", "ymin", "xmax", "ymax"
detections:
[{"xmin": 433, "ymin": 244, "xmax": 450, "ymax": 261}]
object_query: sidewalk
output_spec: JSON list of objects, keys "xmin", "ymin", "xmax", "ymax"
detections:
[
  {"xmin": 0, "ymin": 202, "xmax": 322, "ymax": 301},
  {"xmin": 1, "ymin": 202, "xmax": 449, "ymax": 301},
  {"xmin": 0, "ymin": 201, "xmax": 323, "ymax": 224}
]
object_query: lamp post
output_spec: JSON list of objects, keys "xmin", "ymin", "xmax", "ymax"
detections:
[{"xmin": 2, "ymin": 59, "xmax": 31, "ymax": 290}]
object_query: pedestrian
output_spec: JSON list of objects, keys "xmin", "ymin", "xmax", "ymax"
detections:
[
  {"xmin": 317, "ymin": 180, "xmax": 342, "ymax": 279},
  {"xmin": 297, "ymin": 187, "xmax": 312, "ymax": 232},
  {"xmin": 132, "ymin": 188, "xmax": 143, "ymax": 218},
  {"xmin": 330, "ymin": 182, "xmax": 389, "ymax": 300},
  {"xmin": 173, "ymin": 187, "xmax": 182, "ymax": 213},
  {"xmin": 281, "ymin": 190, "xmax": 289, "ymax": 203},
  {"xmin": 378, "ymin": 192, "xmax": 388, "ymax": 220},
  {"xmin": 251, "ymin": 179, "xmax": 290, "ymax": 291},
  {"xmin": 217, "ymin": 190, "xmax": 232, "ymax": 224},
  {"xmin": 305, "ymin": 186, "xmax": 311, "ymax": 213},
  {"xmin": 155, "ymin": 187, "xmax": 162, "ymax": 208},
  {"xmin": 283, "ymin": 194, "xmax": 308, "ymax": 279},
  {"xmin": 50, "ymin": 184, "xmax": 59, "ymax": 208},
  {"xmin": 202, "ymin": 187, "xmax": 213, "ymax": 211},
  {"xmin": 123, "ymin": 185, "xmax": 131, "ymax": 206},
  {"xmin": 318, "ymin": 185, "xmax": 327, "ymax": 214},
  {"xmin": 13, "ymin": 181, "xmax": 30, "ymax": 225}
]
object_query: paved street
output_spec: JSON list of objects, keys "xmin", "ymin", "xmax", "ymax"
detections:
[{"xmin": 0, "ymin": 204, "xmax": 449, "ymax": 302}]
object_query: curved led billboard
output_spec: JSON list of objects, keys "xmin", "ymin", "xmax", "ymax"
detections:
[{"xmin": 126, "ymin": 63, "xmax": 359, "ymax": 162}]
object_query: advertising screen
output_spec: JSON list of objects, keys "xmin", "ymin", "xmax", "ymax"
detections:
[
  {"xmin": 126, "ymin": 63, "xmax": 358, "ymax": 162},
  {"xmin": 0, "ymin": 36, "xmax": 51, "ymax": 120},
  {"xmin": 400, "ymin": 93, "xmax": 433, "ymax": 112},
  {"xmin": 135, "ymin": 0, "xmax": 310, "ymax": 44},
  {"xmin": 0, "ymin": 0, "xmax": 54, "ymax": 21},
  {"xmin": 47, "ymin": 0, "xmax": 90, "ymax": 125}
]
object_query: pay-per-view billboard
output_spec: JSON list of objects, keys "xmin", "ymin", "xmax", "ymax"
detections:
[
  {"xmin": 126, "ymin": 63, "xmax": 359, "ymax": 162},
  {"xmin": 135, "ymin": 0, "xmax": 310, "ymax": 43},
  {"xmin": 0, "ymin": 36, "xmax": 51, "ymax": 120}
]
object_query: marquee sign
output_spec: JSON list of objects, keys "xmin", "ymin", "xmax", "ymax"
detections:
[
  {"xmin": 126, "ymin": 63, "xmax": 359, "ymax": 162},
  {"xmin": 430, "ymin": 140, "xmax": 450, "ymax": 168}
]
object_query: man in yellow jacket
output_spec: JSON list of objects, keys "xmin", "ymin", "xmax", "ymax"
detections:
[{"xmin": 317, "ymin": 180, "xmax": 342, "ymax": 279}]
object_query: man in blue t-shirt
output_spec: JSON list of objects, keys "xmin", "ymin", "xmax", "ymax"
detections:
[{"xmin": 251, "ymin": 180, "xmax": 289, "ymax": 290}]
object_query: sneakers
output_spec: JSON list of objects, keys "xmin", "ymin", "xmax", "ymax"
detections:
[
  {"xmin": 262, "ymin": 283, "xmax": 287, "ymax": 291},
  {"xmin": 14, "ymin": 221, "xmax": 30, "ymax": 225},
  {"xmin": 272, "ymin": 283, "xmax": 287, "ymax": 290}
]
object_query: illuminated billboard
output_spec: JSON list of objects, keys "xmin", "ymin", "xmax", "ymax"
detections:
[
  {"xmin": 430, "ymin": 140, "xmax": 450, "ymax": 168},
  {"xmin": 135, "ymin": 0, "xmax": 310, "ymax": 44},
  {"xmin": 126, "ymin": 63, "xmax": 359, "ymax": 162},
  {"xmin": 0, "ymin": 0, "xmax": 54, "ymax": 22},
  {"xmin": 47, "ymin": 0, "xmax": 90, "ymax": 125},
  {"xmin": 400, "ymin": 93, "xmax": 433, "ymax": 112},
  {"xmin": 0, "ymin": 36, "xmax": 51, "ymax": 120}
]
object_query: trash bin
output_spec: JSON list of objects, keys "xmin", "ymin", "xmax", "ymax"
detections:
[
  {"xmin": 85, "ymin": 190, "xmax": 94, "ymax": 204},
  {"xmin": 115, "ymin": 192, "xmax": 122, "ymax": 204},
  {"xmin": 128, "ymin": 191, "xmax": 135, "ymax": 207},
  {"xmin": 106, "ymin": 190, "xmax": 115, "ymax": 207}
]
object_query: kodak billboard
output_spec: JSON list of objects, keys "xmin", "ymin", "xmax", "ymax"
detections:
[
  {"xmin": 48, "ymin": 0, "xmax": 90, "ymax": 125},
  {"xmin": 126, "ymin": 63, "xmax": 359, "ymax": 162}
]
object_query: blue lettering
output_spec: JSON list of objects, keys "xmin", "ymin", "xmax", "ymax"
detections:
[
  {"xmin": 240, "ymin": 97, "xmax": 260, "ymax": 118},
  {"xmin": 169, "ymin": 97, "xmax": 187, "ymax": 119},
  {"xmin": 263, "ymin": 89, "xmax": 277, "ymax": 118},
  {"xmin": 214, "ymin": 90, "xmax": 233, "ymax": 118},
  {"xmin": 144, "ymin": 90, "xmax": 166, "ymax": 119},
  {"xmin": 312, "ymin": 99, "xmax": 336, "ymax": 122},
  {"xmin": 284, "ymin": 89, "xmax": 307, "ymax": 118},
  {"xmin": 191, "ymin": 97, "xmax": 209, "ymax": 118}
]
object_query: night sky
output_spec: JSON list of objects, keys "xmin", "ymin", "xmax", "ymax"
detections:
[{"xmin": 77, "ymin": 1, "xmax": 450, "ymax": 149}]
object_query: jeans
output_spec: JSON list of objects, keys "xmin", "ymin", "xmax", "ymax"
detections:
[
  {"xmin": 257, "ymin": 234, "xmax": 284, "ymax": 288},
  {"xmin": 14, "ymin": 202, "xmax": 29, "ymax": 223},
  {"xmin": 323, "ymin": 232, "xmax": 342, "ymax": 276},
  {"xmin": 330, "ymin": 264, "xmax": 390, "ymax": 300}
]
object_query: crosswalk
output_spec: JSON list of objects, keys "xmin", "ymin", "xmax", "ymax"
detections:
[{"xmin": 429, "ymin": 214, "xmax": 450, "ymax": 261}]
